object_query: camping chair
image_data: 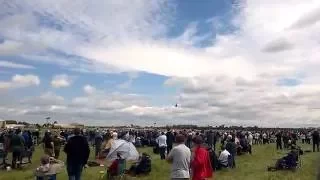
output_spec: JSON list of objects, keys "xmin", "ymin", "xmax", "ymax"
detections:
[
  {"xmin": 106, "ymin": 159, "xmax": 127, "ymax": 180},
  {"xmin": 117, "ymin": 159, "xmax": 126, "ymax": 179}
]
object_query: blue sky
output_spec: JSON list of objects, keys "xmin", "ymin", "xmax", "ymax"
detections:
[
  {"xmin": 0, "ymin": 0, "xmax": 320, "ymax": 127},
  {"xmin": 0, "ymin": 0, "xmax": 236, "ymax": 103}
]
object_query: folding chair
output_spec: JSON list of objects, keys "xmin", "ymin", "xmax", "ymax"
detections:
[
  {"xmin": 117, "ymin": 159, "xmax": 126, "ymax": 180},
  {"xmin": 107, "ymin": 159, "xmax": 127, "ymax": 180}
]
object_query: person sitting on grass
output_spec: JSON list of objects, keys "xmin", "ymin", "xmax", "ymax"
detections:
[
  {"xmin": 225, "ymin": 136, "xmax": 237, "ymax": 168},
  {"xmin": 34, "ymin": 155, "xmax": 64, "ymax": 180},
  {"xmin": 128, "ymin": 153, "xmax": 152, "ymax": 176},
  {"xmin": 208, "ymin": 147, "xmax": 219, "ymax": 171},
  {"xmin": 267, "ymin": 146, "xmax": 300, "ymax": 171},
  {"xmin": 218, "ymin": 146, "xmax": 230, "ymax": 170}
]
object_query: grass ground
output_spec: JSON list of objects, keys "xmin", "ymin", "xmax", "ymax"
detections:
[{"xmin": 0, "ymin": 143, "xmax": 318, "ymax": 180}]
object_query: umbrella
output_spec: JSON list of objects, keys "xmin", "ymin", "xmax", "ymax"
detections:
[{"xmin": 106, "ymin": 139, "xmax": 139, "ymax": 161}]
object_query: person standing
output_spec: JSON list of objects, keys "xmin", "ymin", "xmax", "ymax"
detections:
[
  {"xmin": 283, "ymin": 132, "xmax": 289, "ymax": 149},
  {"xmin": 301, "ymin": 133, "xmax": 306, "ymax": 144},
  {"xmin": 10, "ymin": 129, "xmax": 25, "ymax": 169},
  {"xmin": 247, "ymin": 132, "xmax": 253, "ymax": 148},
  {"xmin": 64, "ymin": 128, "xmax": 90, "ymax": 180},
  {"xmin": 262, "ymin": 132, "xmax": 267, "ymax": 144},
  {"xmin": 166, "ymin": 129, "xmax": 175, "ymax": 155},
  {"xmin": 312, "ymin": 129, "xmax": 320, "ymax": 152},
  {"xmin": 186, "ymin": 133, "xmax": 193, "ymax": 149},
  {"xmin": 307, "ymin": 132, "xmax": 312, "ymax": 144},
  {"xmin": 167, "ymin": 134, "xmax": 191, "ymax": 180},
  {"xmin": 207, "ymin": 130, "xmax": 214, "ymax": 150},
  {"xmin": 53, "ymin": 134, "xmax": 64, "ymax": 159},
  {"xmin": 156, "ymin": 132, "xmax": 167, "ymax": 160},
  {"xmin": 94, "ymin": 131, "xmax": 103, "ymax": 158},
  {"xmin": 191, "ymin": 136, "xmax": 213, "ymax": 180},
  {"xmin": 42, "ymin": 131, "xmax": 54, "ymax": 157},
  {"xmin": 276, "ymin": 131, "xmax": 282, "ymax": 150}
]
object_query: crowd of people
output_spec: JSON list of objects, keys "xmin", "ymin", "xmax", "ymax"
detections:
[{"xmin": 0, "ymin": 127, "xmax": 319, "ymax": 180}]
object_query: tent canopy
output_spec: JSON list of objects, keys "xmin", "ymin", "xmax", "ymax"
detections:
[{"xmin": 106, "ymin": 139, "xmax": 139, "ymax": 161}]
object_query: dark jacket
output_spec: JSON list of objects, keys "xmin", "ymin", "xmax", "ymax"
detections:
[
  {"xmin": 11, "ymin": 134, "xmax": 25, "ymax": 152},
  {"xmin": 166, "ymin": 132, "xmax": 174, "ymax": 146},
  {"xmin": 313, "ymin": 131, "xmax": 320, "ymax": 142},
  {"xmin": 64, "ymin": 135, "xmax": 90, "ymax": 165},
  {"xmin": 225, "ymin": 141, "xmax": 237, "ymax": 155},
  {"xmin": 207, "ymin": 132, "xmax": 214, "ymax": 146}
]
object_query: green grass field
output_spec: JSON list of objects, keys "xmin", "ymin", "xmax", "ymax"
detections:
[{"xmin": 0, "ymin": 143, "xmax": 318, "ymax": 180}]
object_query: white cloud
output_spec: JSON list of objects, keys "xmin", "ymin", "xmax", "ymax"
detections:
[
  {"xmin": 0, "ymin": 74, "xmax": 40, "ymax": 90},
  {"xmin": 21, "ymin": 92, "xmax": 65, "ymax": 106},
  {"xmin": 83, "ymin": 84, "xmax": 96, "ymax": 95},
  {"xmin": 290, "ymin": 6, "xmax": 320, "ymax": 29},
  {"xmin": 164, "ymin": 75, "xmax": 320, "ymax": 127},
  {"xmin": 51, "ymin": 74, "xmax": 73, "ymax": 88},
  {"xmin": 0, "ymin": 40, "xmax": 25, "ymax": 56},
  {"xmin": 0, "ymin": 60, "xmax": 35, "ymax": 69}
]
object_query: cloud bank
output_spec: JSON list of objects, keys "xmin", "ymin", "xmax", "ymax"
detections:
[{"xmin": 1, "ymin": 0, "xmax": 320, "ymax": 127}]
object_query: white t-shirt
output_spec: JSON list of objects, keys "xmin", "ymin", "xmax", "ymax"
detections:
[
  {"xmin": 219, "ymin": 150, "xmax": 230, "ymax": 166},
  {"xmin": 167, "ymin": 144, "xmax": 191, "ymax": 179},
  {"xmin": 263, "ymin": 133, "xmax": 267, "ymax": 139},
  {"xmin": 156, "ymin": 135, "xmax": 167, "ymax": 147},
  {"xmin": 248, "ymin": 134, "xmax": 253, "ymax": 145}
]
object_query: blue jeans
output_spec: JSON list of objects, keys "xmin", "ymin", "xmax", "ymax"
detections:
[
  {"xmin": 36, "ymin": 174, "xmax": 56, "ymax": 180},
  {"xmin": 67, "ymin": 163, "xmax": 84, "ymax": 180}
]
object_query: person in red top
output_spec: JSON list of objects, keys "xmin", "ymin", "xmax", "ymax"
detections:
[{"xmin": 191, "ymin": 136, "xmax": 213, "ymax": 180}]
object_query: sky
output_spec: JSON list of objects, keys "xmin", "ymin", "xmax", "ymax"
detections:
[{"xmin": 1, "ymin": 0, "xmax": 320, "ymax": 127}]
